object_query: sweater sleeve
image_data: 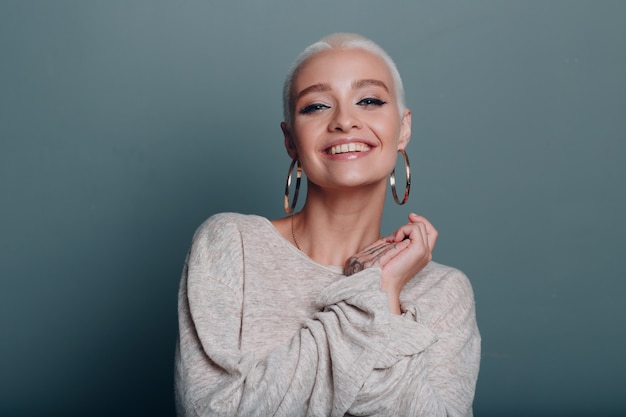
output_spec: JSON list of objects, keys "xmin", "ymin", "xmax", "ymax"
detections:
[
  {"xmin": 174, "ymin": 215, "xmax": 417, "ymax": 417},
  {"xmin": 347, "ymin": 268, "xmax": 481, "ymax": 417}
]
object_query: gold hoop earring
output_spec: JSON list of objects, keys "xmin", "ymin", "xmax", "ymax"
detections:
[
  {"xmin": 390, "ymin": 149, "xmax": 411, "ymax": 205},
  {"xmin": 284, "ymin": 159, "xmax": 302, "ymax": 214}
]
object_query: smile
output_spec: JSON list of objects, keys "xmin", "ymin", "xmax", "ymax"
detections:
[{"xmin": 327, "ymin": 142, "xmax": 372, "ymax": 155}]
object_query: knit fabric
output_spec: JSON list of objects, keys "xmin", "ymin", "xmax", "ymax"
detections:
[{"xmin": 175, "ymin": 213, "xmax": 480, "ymax": 416}]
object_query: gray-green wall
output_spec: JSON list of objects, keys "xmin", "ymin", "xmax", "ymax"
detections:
[{"xmin": 1, "ymin": 1, "xmax": 625, "ymax": 416}]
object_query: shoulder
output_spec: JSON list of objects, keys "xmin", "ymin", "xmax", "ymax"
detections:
[
  {"xmin": 411, "ymin": 261, "xmax": 474, "ymax": 296},
  {"xmin": 401, "ymin": 261, "xmax": 476, "ymax": 322},
  {"xmin": 185, "ymin": 213, "xmax": 269, "ymax": 293},
  {"xmin": 194, "ymin": 212, "xmax": 266, "ymax": 233},
  {"xmin": 192, "ymin": 212, "xmax": 268, "ymax": 242},
  {"xmin": 187, "ymin": 212, "xmax": 270, "ymax": 265}
]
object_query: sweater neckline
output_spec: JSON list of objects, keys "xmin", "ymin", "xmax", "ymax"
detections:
[{"xmin": 253, "ymin": 215, "xmax": 345, "ymax": 275}]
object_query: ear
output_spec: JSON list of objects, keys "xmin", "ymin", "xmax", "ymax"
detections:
[
  {"xmin": 397, "ymin": 108, "xmax": 412, "ymax": 150},
  {"xmin": 281, "ymin": 122, "xmax": 299, "ymax": 160}
]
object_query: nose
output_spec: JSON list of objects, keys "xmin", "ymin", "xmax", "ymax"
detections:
[{"xmin": 328, "ymin": 104, "xmax": 362, "ymax": 132}]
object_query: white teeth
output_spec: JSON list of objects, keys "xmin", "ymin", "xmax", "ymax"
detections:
[{"xmin": 329, "ymin": 143, "xmax": 371, "ymax": 155}]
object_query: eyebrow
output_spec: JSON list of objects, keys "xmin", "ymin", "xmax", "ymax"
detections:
[
  {"xmin": 295, "ymin": 83, "xmax": 331, "ymax": 101},
  {"xmin": 352, "ymin": 79, "xmax": 389, "ymax": 92},
  {"xmin": 295, "ymin": 79, "xmax": 390, "ymax": 101}
]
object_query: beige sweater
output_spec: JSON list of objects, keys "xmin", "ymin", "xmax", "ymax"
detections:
[{"xmin": 175, "ymin": 213, "xmax": 480, "ymax": 416}]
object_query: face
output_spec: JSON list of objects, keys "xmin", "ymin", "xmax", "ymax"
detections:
[{"xmin": 282, "ymin": 48, "xmax": 411, "ymax": 190}]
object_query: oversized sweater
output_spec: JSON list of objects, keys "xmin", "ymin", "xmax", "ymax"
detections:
[{"xmin": 175, "ymin": 213, "xmax": 481, "ymax": 417}]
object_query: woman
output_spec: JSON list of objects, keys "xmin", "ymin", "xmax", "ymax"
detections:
[{"xmin": 175, "ymin": 33, "xmax": 480, "ymax": 416}]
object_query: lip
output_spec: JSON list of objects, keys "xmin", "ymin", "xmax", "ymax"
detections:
[{"xmin": 322, "ymin": 137, "xmax": 377, "ymax": 160}]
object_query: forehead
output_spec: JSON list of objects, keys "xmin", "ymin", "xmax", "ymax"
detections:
[{"xmin": 293, "ymin": 48, "xmax": 395, "ymax": 93}]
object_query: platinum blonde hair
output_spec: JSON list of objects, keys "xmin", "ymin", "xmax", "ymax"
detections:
[{"xmin": 282, "ymin": 33, "xmax": 406, "ymax": 128}]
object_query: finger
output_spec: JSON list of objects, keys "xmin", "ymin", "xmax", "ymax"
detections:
[
  {"xmin": 408, "ymin": 213, "xmax": 434, "ymax": 232},
  {"xmin": 363, "ymin": 239, "xmax": 409, "ymax": 269},
  {"xmin": 367, "ymin": 239, "xmax": 410, "ymax": 264},
  {"xmin": 344, "ymin": 240, "xmax": 410, "ymax": 275},
  {"xmin": 393, "ymin": 222, "xmax": 427, "ymax": 246},
  {"xmin": 408, "ymin": 214, "xmax": 438, "ymax": 248},
  {"xmin": 394, "ymin": 224, "xmax": 434, "ymax": 265},
  {"xmin": 360, "ymin": 240, "xmax": 396, "ymax": 259},
  {"xmin": 349, "ymin": 238, "xmax": 399, "ymax": 266},
  {"xmin": 361, "ymin": 236, "xmax": 393, "ymax": 252}
]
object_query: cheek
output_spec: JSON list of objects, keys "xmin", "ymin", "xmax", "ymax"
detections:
[
  {"xmin": 371, "ymin": 117, "xmax": 403, "ymax": 145},
  {"xmin": 292, "ymin": 120, "xmax": 325, "ymax": 149},
  {"xmin": 371, "ymin": 117, "xmax": 404, "ymax": 171},
  {"xmin": 292, "ymin": 118, "xmax": 310, "ymax": 138},
  {"xmin": 382, "ymin": 148, "xmax": 400, "ymax": 175}
]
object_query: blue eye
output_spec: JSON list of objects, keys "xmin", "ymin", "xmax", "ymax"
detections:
[
  {"xmin": 357, "ymin": 98, "xmax": 387, "ymax": 107},
  {"xmin": 299, "ymin": 103, "xmax": 330, "ymax": 114}
]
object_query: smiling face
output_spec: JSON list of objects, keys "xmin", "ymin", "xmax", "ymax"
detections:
[{"xmin": 282, "ymin": 47, "xmax": 411, "ymax": 191}]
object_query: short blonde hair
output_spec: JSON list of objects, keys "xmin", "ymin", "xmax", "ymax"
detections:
[{"xmin": 282, "ymin": 33, "xmax": 406, "ymax": 127}]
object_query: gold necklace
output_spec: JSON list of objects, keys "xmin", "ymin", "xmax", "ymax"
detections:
[{"xmin": 291, "ymin": 214, "xmax": 301, "ymax": 250}]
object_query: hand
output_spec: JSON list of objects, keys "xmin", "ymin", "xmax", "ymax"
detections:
[
  {"xmin": 381, "ymin": 213, "xmax": 437, "ymax": 287},
  {"xmin": 344, "ymin": 214, "xmax": 438, "ymax": 314},
  {"xmin": 344, "ymin": 237, "xmax": 411, "ymax": 276}
]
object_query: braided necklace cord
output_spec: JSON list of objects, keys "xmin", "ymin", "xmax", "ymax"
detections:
[{"xmin": 291, "ymin": 214, "xmax": 301, "ymax": 251}]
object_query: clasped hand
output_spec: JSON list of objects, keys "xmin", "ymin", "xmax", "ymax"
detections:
[{"xmin": 344, "ymin": 213, "xmax": 438, "ymax": 314}]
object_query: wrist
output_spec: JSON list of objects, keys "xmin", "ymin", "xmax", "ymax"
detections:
[{"xmin": 382, "ymin": 286, "xmax": 402, "ymax": 315}]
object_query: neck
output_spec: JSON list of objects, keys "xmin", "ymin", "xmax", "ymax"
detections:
[{"xmin": 292, "ymin": 181, "xmax": 386, "ymax": 266}]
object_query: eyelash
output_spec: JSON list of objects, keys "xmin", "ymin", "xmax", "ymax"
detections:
[
  {"xmin": 357, "ymin": 98, "xmax": 387, "ymax": 107},
  {"xmin": 299, "ymin": 103, "xmax": 330, "ymax": 114},
  {"xmin": 298, "ymin": 98, "xmax": 387, "ymax": 115}
]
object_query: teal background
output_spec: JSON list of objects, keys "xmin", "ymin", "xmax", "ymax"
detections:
[{"xmin": 1, "ymin": 1, "xmax": 625, "ymax": 416}]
